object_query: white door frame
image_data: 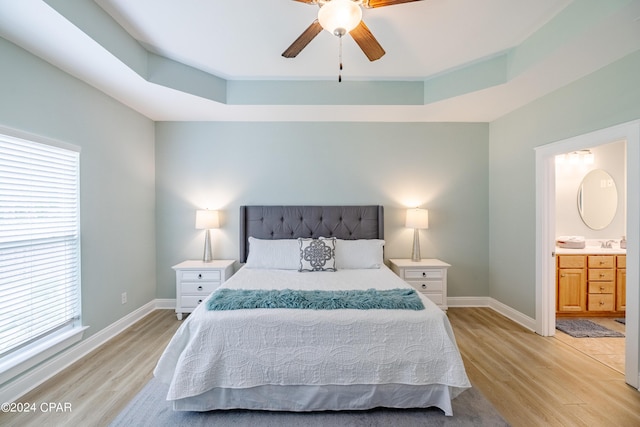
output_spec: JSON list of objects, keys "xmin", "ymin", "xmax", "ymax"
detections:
[{"xmin": 535, "ymin": 120, "xmax": 639, "ymax": 389}]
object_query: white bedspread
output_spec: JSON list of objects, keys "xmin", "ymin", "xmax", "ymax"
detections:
[{"xmin": 154, "ymin": 266, "xmax": 470, "ymax": 403}]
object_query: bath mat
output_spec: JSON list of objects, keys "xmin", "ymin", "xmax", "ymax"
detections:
[{"xmin": 556, "ymin": 319, "xmax": 624, "ymax": 338}]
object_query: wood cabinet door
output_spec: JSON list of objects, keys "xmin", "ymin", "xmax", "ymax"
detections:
[
  {"xmin": 617, "ymin": 269, "xmax": 626, "ymax": 311},
  {"xmin": 557, "ymin": 268, "xmax": 587, "ymax": 312}
]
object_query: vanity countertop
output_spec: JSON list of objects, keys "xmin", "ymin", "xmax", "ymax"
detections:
[{"xmin": 555, "ymin": 246, "xmax": 626, "ymax": 255}]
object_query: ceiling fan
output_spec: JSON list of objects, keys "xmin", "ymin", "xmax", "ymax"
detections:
[{"xmin": 282, "ymin": 0, "xmax": 422, "ymax": 62}]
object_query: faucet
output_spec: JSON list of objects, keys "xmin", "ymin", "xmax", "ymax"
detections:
[{"xmin": 600, "ymin": 240, "xmax": 615, "ymax": 248}]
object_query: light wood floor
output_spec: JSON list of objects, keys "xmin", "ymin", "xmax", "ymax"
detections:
[
  {"xmin": 2, "ymin": 308, "xmax": 639, "ymax": 427},
  {"xmin": 0, "ymin": 310, "xmax": 181, "ymax": 427},
  {"xmin": 449, "ymin": 308, "xmax": 640, "ymax": 427}
]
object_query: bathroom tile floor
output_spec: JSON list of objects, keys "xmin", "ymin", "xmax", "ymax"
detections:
[{"xmin": 554, "ymin": 317, "xmax": 626, "ymax": 373}]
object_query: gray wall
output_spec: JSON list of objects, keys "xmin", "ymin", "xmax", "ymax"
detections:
[
  {"xmin": 489, "ymin": 49, "xmax": 640, "ymax": 317},
  {"xmin": 155, "ymin": 122, "xmax": 490, "ymax": 300},
  {"xmin": 0, "ymin": 38, "xmax": 156, "ymax": 337}
]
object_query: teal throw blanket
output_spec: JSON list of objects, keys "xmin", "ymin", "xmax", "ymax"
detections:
[{"xmin": 206, "ymin": 288, "xmax": 424, "ymax": 311}]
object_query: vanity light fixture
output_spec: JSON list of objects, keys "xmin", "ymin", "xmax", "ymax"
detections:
[
  {"xmin": 582, "ymin": 150, "xmax": 595, "ymax": 164},
  {"xmin": 555, "ymin": 149, "xmax": 594, "ymax": 166},
  {"xmin": 405, "ymin": 208, "xmax": 429, "ymax": 261},
  {"xmin": 195, "ymin": 209, "xmax": 220, "ymax": 262}
]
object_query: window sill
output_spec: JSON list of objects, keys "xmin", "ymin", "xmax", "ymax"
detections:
[{"xmin": 0, "ymin": 326, "xmax": 88, "ymax": 386}]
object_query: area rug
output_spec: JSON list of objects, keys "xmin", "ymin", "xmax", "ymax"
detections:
[
  {"xmin": 615, "ymin": 318, "xmax": 626, "ymax": 325},
  {"xmin": 109, "ymin": 378, "xmax": 509, "ymax": 427},
  {"xmin": 556, "ymin": 319, "xmax": 624, "ymax": 338}
]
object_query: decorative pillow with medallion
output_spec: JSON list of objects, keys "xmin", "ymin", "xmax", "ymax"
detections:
[{"xmin": 298, "ymin": 237, "xmax": 337, "ymax": 272}]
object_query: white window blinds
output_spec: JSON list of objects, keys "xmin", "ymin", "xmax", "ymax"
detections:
[{"xmin": 0, "ymin": 133, "xmax": 81, "ymax": 358}]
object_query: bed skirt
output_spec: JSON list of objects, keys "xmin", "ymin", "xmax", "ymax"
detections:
[{"xmin": 172, "ymin": 383, "xmax": 461, "ymax": 416}]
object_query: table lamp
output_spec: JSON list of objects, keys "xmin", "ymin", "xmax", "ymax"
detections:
[{"xmin": 195, "ymin": 209, "xmax": 219, "ymax": 262}]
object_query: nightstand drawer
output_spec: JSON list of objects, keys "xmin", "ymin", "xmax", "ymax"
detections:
[
  {"xmin": 181, "ymin": 270, "xmax": 221, "ymax": 281},
  {"xmin": 182, "ymin": 282, "xmax": 221, "ymax": 294},
  {"xmin": 404, "ymin": 269, "xmax": 443, "ymax": 280},
  {"xmin": 408, "ymin": 280, "xmax": 443, "ymax": 292},
  {"xmin": 181, "ymin": 295, "xmax": 208, "ymax": 308},
  {"xmin": 423, "ymin": 293, "xmax": 443, "ymax": 305}
]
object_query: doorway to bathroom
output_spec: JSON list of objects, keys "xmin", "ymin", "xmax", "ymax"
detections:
[{"xmin": 535, "ymin": 120, "xmax": 639, "ymax": 389}]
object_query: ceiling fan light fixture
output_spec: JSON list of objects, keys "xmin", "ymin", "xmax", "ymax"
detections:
[{"xmin": 318, "ymin": 0, "xmax": 363, "ymax": 37}]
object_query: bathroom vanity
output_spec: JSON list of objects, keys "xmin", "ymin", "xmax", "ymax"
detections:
[{"xmin": 556, "ymin": 250, "xmax": 626, "ymax": 317}]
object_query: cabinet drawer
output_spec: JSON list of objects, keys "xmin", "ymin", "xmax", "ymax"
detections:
[
  {"xmin": 408, "ymin": 280, "xmax": 443, "ymax": 292},
  {"xmin": 422, "ymin": 293, "xmax": 443, "ymax": 305},
  {"xmin": 588, "ymin": 282, "xmax": 614, "ymax": 294},
  {"xmin": 617, "ymin": 255, "xmax": 626, "ymax": 269},
  {"xmin": 182, "ymin": 281, "xmax": 220, "ymax": 294},
  {"xmin": 588, "ymin": 294, "xmax": 614, "ymax": 311},
  {"xmin": 404, "ymin": 269, "xmax": 443, "ymax": 280},
  {"xmin": 558, "ymin": 255, "xmax": 585, "ymax": 268},
  {"xmin": 180, "ymin": 270, "xmax": 221, "ymax": 281},
  {"xmin": 588, "ymin": 256, "xmax": 614, "ymax": 268},
  {"xmin": 181, "ymin": 295, "xmax": 208, "ymax": 308},
  {"xmin": 588, "ymin": 269, "xmax": 614, "ymax": 281}
]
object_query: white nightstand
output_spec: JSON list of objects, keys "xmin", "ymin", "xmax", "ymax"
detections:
[
  {"xmin": 389, "ymin": 259, "xmax": 450, "ymax": 311},
  {"xmin": 172, "ymin": 260, "xmax": 235, "ymax": 320}
]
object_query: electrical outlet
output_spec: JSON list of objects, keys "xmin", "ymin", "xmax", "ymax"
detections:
[{"xmin": 121, "ymin": 292, "xmax": 127, "ymax": 304}]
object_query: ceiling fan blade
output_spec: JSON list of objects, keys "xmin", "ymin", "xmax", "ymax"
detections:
[
  {"xmin": 282, "ymin": 20, "xmax": 323, "ymax": 58},
  {"xmin": 364, "ymin": 0, "xmax": 421, "ymax": 8},
  {"xmin": 350, "ymin": 20, "xmax": 385, "ymax": 61}
]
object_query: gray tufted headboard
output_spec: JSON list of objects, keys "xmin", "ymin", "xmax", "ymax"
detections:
[{"xmin": 239, "ymin": 205, "xmax": 384, "ymax": 263}]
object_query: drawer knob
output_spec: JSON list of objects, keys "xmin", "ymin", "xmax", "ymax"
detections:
[
  {"xmin": 198, "ymin": 299, "xmax": 203, "ymax": 304},
  {"xmin": 198, "ymin": 273, "xmax": 202, "ymax": 279},
  {"xmin": 600, "ymin": 286, "xmax": 605, "ymax": 292},
  {"xmin": 599, "ymin": 273, "xmax": 605, "ymax": 278},
  {"xmin": 198, "ymin": 286, "xmax": 203, "ymax": 291},
  {"xmin": 599, "ymin": 300, "xmax": 605, "ymax": 306},
  {"xmin": 421, "ymin": 284, "xmax": 427, "ymax": 289},
  {"xmin": 422, "ymin": 272, "xmax": 426, "ymax": 277}
]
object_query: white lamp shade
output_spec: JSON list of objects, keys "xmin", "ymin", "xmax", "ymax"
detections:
[
  {"xmin": 406, "ymin": 208, "xmax": 429, "ymax": 229},
  {"xmin": 195, "ymin": 210, "xmax": 220, "ymax": 229},
  {"xmin": 318, "ymin": 0, "xmax": 362, "ymax": 35}
]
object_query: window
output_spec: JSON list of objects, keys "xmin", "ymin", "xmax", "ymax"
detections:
[{"xmin": 0, "ymin": 130, "xmax": 82, "ymax": 377}]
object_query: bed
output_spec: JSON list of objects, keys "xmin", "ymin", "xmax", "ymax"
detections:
[{"xmin": 154, "ymin": 205, "xmax": 471, "ymax": 415}]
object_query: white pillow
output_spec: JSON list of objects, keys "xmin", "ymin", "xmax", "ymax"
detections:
[
  {"xmin": 334, "ymin": 239, "xmax": 385, "ymax": 269},
  {"xmin": 245, "ymin": 237, "xmax": 299, "ymax": 269}
]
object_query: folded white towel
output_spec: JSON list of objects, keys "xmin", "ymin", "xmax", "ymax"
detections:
[
  {"xmin": 556, "ymin": 236, "xmax": 586, "ymax": 249},
  {"xmin": 557, "ymin": 236, "xmax": 585, "ymax": 243}
]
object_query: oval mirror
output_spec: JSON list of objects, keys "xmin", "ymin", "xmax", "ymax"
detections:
[{"xmin": 577, "ymin": 169, "xmax": 618, "ymax": 230}]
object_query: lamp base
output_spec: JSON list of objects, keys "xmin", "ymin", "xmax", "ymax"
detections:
[
  {"xmin": 202, "ymin": 229, "xmax": 212, "ymax": 262},
  {"xmin": 411, "ymin": 228, "xmax": 421, "ymax": 261}
]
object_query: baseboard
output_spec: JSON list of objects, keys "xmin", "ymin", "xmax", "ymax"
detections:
[
  {"xmin": 155, "ymin": 298, "xmax": 176, "ymax": 310},
  {"xmin": 1, "ymin": 299, "xmax": 161, "ymax": 403},
  {"xmin": 488, "ymin": 298, "xmax": 536, "ymax": 331},
  {"xmin": 447, "ymin": 296, "xmax": 491, "ymax": 307},
  {"xmin": 448, "ymin": 296, "xmax": 536, "ymax": 331}
]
